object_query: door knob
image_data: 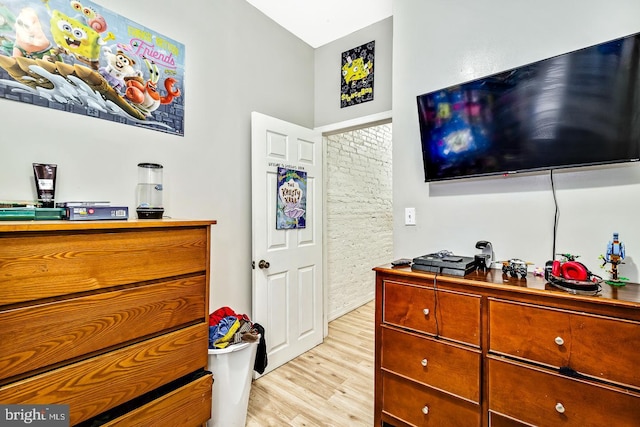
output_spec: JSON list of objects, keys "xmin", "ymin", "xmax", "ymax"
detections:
[{"xmin": 258, "ymin": 260, "xmax": 270, "ymax": 269}]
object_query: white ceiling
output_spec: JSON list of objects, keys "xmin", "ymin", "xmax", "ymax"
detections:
[{"xmin": 246, "ymin": 0, "xmax": 393, "ymax": 48}]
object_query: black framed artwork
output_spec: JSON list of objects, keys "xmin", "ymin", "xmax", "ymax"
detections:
[{"xmin": 340, "ymin": 40, "xmax": 374, "ymax": 108}]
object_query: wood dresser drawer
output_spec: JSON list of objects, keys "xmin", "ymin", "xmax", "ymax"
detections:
[
  {"xmin": 0, "ymin": 323, "xmax": 208, "ymax": 425},
  {"xmin": 0, "ymin": 227, "xmax": 209, "ymax": 304},
  {"xmin": 97, "ymin": 373, "xmax": 212, "ymax": 427},
  {"xmin": 0, "ymin": 275, "xmax": 206, "ymax": 382},
  {"xmin": 381, "ymin": 325, "xmax": 481, "ymax": 403},
  {"xmin": 383, "ymin": 280, "xmax": 481, "ymax": 346},
  {"xmin": 382, "ymin": 371, "xmax": 481, "ymax": 427},
  {"xmin": 489, "ymin": 298, "xmax": 640, "ymax": 389},
  {"xmin": 488, "ymin": 356, "xmax": 640, "ymax": 427}
]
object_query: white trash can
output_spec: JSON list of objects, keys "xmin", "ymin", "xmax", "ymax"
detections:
[{"xmin": 207, "ymin": 340, "xmax": 259, "ymax": 427}]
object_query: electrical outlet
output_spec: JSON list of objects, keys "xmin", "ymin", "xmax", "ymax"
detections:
[{"xmin": 405, "ymin": 207, "xmax": 416, "ymax": 225}]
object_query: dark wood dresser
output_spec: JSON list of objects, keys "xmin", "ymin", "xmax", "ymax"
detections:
[
  {"xmin": 0, "ymin": 219, "xmax": 215, "ymax": 426},
  {"xmin": 374, "ymin": 265, "xmax": 640, "ymax": 427}
]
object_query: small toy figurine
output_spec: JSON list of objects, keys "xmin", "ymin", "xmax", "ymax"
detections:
[
  {"xmin": 499, "ymin": 259, "xmax": 533, "ymax": 279},
  {"xmin": 600, "ymin": 232, "xmax": 628, "ymax": 286},
  {"xmin": 557, "ymin": 253, "xmax": 579, "ymax": 262}
]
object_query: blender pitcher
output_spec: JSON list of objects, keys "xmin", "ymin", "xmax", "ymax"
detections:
[{"xmin": 136, "ymin": 163, "xmax": 164, "ymax": 219}]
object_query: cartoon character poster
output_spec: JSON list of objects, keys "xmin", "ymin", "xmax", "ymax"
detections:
[
  {"xmin": 0, "ymin": 0, "xmax": 185, "ymax": 135},
  {"xmin": 276, "ymin": 167, "xmax": 306, "ymax": 230},
  {"xmin": 340, "ymin": 40, "xmax": 374, "ymax": 108}
]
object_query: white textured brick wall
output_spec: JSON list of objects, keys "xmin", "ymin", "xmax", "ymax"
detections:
[{"xmin": 325, "ymin": 123, "xmax": 393, "ymax": 320}]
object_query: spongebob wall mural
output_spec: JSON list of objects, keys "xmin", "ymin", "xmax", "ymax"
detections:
[
  {"xmin": 0, "ymin": 0, "xmax": 185, "ymax": 136},
  {"xmin": 340, "ymin": 40, "xmax": 374, "ymax": 108}
]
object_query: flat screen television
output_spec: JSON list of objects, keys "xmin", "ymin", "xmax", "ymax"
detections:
[{"xmin": 417, "ymin": 33, "xmax": 640, "ymax": 182}]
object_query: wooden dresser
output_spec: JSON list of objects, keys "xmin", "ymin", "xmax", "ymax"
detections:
[
  {"xmin": 374, "ymin": 265, "xmax": 640, "ymax": 427},
  {"xmin": 0, "ymin": 219, "xmax": 215, "ymax": 426}
]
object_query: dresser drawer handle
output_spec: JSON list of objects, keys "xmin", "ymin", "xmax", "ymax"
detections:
[
  {"xmin": 555, "ymin": 402, "xmax": 565, "ymax": 414},
  {"xmin": 421, "ymin": 358, "xmax": 428, "ymax": 367},
  {"xmin": 423, "ymin": 308, "xmax": 430, "ymax": 316},
  {"xmin": 554, "ymin": 336, "xmax": 565, "ymax": 346},
  {"xmin": 422, "ymin": 405, "xmax": 429, "ymax": 415}
]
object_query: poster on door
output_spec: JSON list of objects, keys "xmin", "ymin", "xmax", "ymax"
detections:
[
  {"xmin": 0, "ymin": 0, "xmax": 185, "ymax": 136},
  {"xmin": 340, "ymin": 40, "xmax": 374, "ymax": 108},
  {"xmin": 276, "ymin": 167, "xmax": 307, "ymax": 229}
]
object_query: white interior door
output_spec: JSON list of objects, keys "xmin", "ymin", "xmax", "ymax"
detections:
[{"xmin": 251, "ymin": 112, "xmax": 323, "ymax": 376}]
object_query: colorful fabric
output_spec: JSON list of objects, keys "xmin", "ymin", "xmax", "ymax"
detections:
[
  {"xmin": 208, "ymin": 307, "xmax": 261, "ymax": 352},
  {"xmin": 209, "ymin": 306, "xmax": 250, "ymax": 326},
  {"xmin": 209, "ymin": 306, "xmax": 237, "ymax": 326},
  {"xmin": 209, "ymin": 316, "xmax": 240, "ymax": 349}
]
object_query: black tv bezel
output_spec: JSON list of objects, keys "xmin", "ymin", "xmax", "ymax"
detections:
[{"xmin": 416, "ymin": 32, "xmax": 640, "ymax": 183}]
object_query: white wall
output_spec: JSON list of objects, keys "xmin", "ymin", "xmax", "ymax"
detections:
[
  {"xmin": 0, "ymin": 0, "xmax": 315, "ymax": 315},
  {"xmin": 393, "ymin": 0, "xmax": 640, "ymax": 281}
]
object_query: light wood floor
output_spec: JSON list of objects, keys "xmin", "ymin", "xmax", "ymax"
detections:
[{"xmin": 246, "ymin": 300, "xmax": 375, "ymax": 427}]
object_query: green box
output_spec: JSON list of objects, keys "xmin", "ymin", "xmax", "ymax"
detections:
[
  {"xmin": 0, "ymin": 208, "xmax": 36, "ymax": 220},
  {"xmin": 0, "ymin": 207, "xmax": 66, "ymax": 220},
  {"xmin": 35, "ymin": 208, "xmax": 66, "ymax": 220}
]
